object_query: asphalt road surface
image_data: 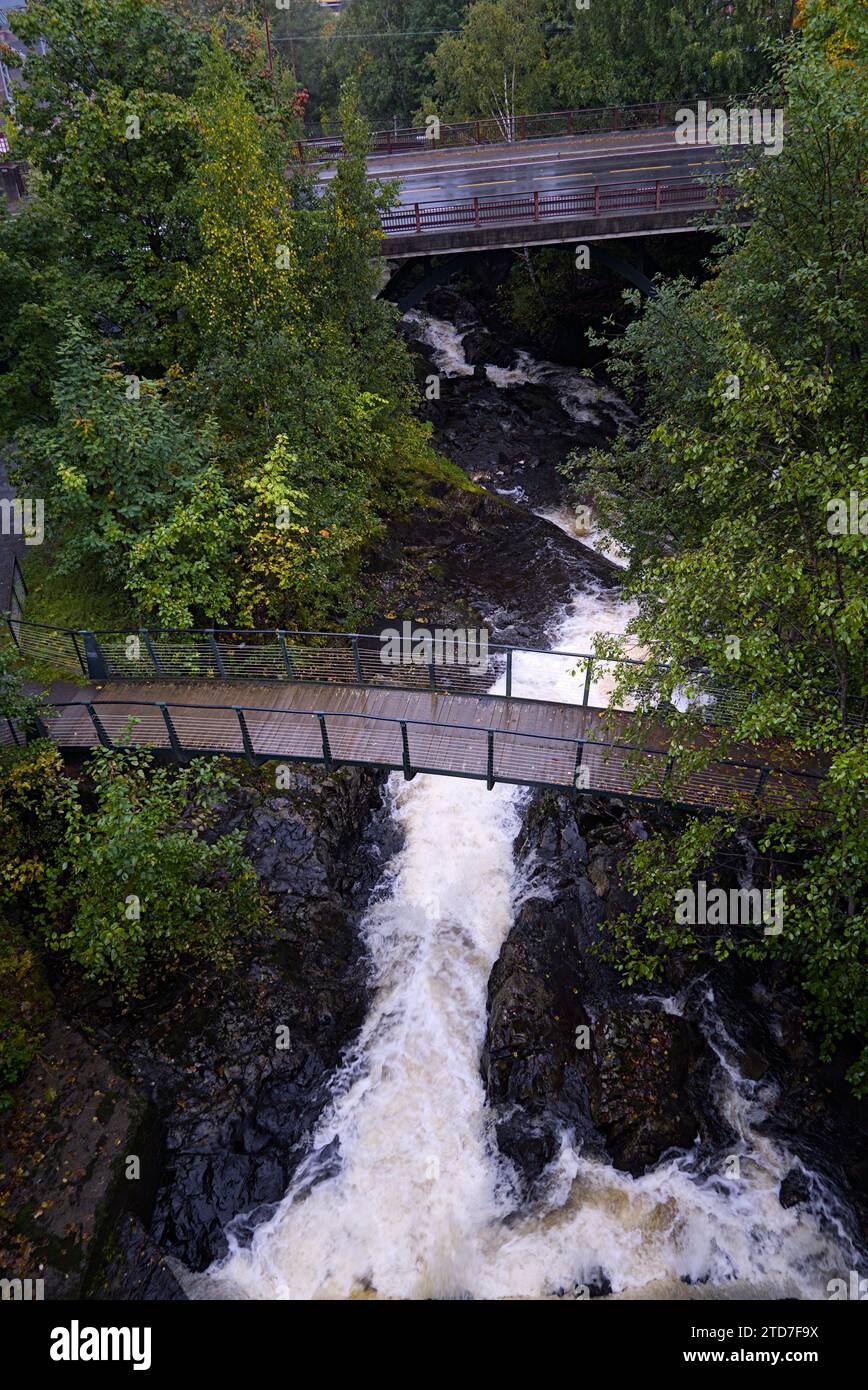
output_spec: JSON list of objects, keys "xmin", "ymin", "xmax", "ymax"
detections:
[{"xmin": 316, "ymin": 126, "xmax": 741, "ymax": 208}]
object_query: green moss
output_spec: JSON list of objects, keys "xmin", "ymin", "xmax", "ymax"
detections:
[{"xmin": 20, "ymin": 545, "xmax": 134, "ymax": 633}]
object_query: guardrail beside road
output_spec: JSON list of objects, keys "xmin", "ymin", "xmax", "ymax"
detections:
[
  {"xmin": 380, "ymin": 176, "xmax": 728, "ymax": 239},
  {"xmin": 297, "ymin": 96, "xmax": 745, "ymax": 161}
]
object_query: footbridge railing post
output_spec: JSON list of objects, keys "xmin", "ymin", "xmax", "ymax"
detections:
[
  {"xmin": 573, "ymin": 739, "xmax": 584, "ymax": 790},
  {"xmin": 487, "ymin": 729, "xmax": 495, "ymax": 790},
  {"xmin": 81, "ymin": 631, "xmax": 110, "ymax": 681},
  {"xmin": 278, "ymin": 631, "xmax": 294, "ymax": 679},
  {"xmin": 352, "ymin": 635, "xmax": 364, "ymax": 684},
  {"xmin": 400, "ymin": 720, "xmax": 415, "ymax": 781},
  {"xmin": 752, "ymin": 766, "xmax": 770, "ymax": 807},
  {"xmin": 317, "ymin": 713, "xmax": 333, "ymax": 771},
  {"xmin": 207, "ymin": 629, "xmax": 226, "ymax": 678},
  {"xmin": 235, "ymin": 707, "xmax": 256, "ymax": 765},
  {"xmin": 141, "ymin": 629, "xmax": 163, "ymax": 675},
  {"xmin": 85, "ymin": 702, "xmax": 113, "ymax": 748},
  {"xmin": 159, "ymin": 703, "xmax": 183, "ymax": 760}
]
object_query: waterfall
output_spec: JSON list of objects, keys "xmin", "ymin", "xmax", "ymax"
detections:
[
  {"xmin": 196, "ymin": 319, "xmax": 858, "ymax": 1301},
  {"xmin": 200, "ymin": 587, "xmax": 856, "ymax": 1300}
]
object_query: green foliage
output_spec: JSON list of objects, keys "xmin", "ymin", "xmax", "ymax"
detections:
[
  {"xmin": 322, "ymin": 0, "xmax": 470, "ymax": 128},
  {"xmin": 423, "ymin": 0, "xmax": 792, "ymax": 124},
  {"xmin": 0, "ymin": 742, "xmax": 71, "ymax": 902},
  {"xmin": 40, "ymin": 746, "xmax": 263, "ymax": 997},
  {"xmin": 13, "ymin": 321, "xmax": 233, "ymax": 621},
  {"xmin": 9, "ymin": 0, "xmax": 207, "ymax": 371},
  {"xmin": 425, "ymin": 0, "xmax": 550, "ymax": 131},
  {"xmin": 567, "ymin": 10, "xmax": 868, "ymax": 1089},
  {"xmin": 544, "ymin": 0, "xmax": 794, "ymax": 107},
  {"xmin": 0, "ymin": 911, "xmax": 53, "ymax": 1110},
  {"xmin": 599, "ymin": 815, "xmax": 738, "ymax": 985},
  {"xmin": 0, "ymin": 646, "xmax": 46, "ymax": 731},
  {"xmin": 3, "ymin": 12, "xmax": 440, "ymax": 631}
]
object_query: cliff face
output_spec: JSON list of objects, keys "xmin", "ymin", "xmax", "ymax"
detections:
[{"xmin": 481, "ymin": 788, "xmax": 867, "ymax": 1254}]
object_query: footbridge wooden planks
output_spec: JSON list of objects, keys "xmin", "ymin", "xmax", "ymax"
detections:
[{"xmin": 25, "ymin": 679, "xmax": 825, "ymax": 819}]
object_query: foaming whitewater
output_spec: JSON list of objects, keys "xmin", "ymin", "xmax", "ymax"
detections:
[
  {"xmin": 198, "ymin": 333, "xmax": 859, "ymax": 1302},
  {"xmin": 200, "ymin": 579, "xmax": 857, "ymax": 1300},
  {"xmin": 402, "ymin": 308, "xmax": 631, "ymax": 431}
]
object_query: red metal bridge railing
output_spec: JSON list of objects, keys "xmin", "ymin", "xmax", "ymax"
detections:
[
  {"xmin": 297, "ymin": 96, "xmax": 746, "ymax": 162},
  {"xmin": 381, "ymin": 176, "xmax": 728, "ymax": 239}
]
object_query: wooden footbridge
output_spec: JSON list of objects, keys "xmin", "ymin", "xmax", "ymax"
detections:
[{"xmin": 2, "ymin": 620, "xmax": 824, "ymax": 818}]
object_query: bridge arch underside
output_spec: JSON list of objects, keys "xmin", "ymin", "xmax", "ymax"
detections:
[
  {"xmin": 382, "ymin": 239, "xmax": 665, "ymax": 311},
  {"xmin": 382, "ymin": 207, "xmax": 714, "ymax": 260}
]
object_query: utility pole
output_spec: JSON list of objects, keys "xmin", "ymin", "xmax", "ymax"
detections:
[{"xmin": 264, "ymin": 6, "xmax": 274, "ymax": 76}]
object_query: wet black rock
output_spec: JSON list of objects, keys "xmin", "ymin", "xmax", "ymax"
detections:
[
  {"xmin": 0, "ymin": 1020, "xmax": 167, "ymax": 1299},
  {"xmin": 460, "ymin": 326, "xmax": 515, "ymax": 369},
  {"xmin": 34, "ymin": 764, "xmax": 394, "ymax": 1283},
  {"xmin": 587, "ymin": 1007, "xmax": 706, "ymax": 1177},
  {"xmin": 483, "ymin": 792, "xmax": 724, "ymax": 1189},
  {"xmin": 366, "ymin": 487, "xmax": 618, "ymax": 649},
  {"xmin": 779, "ymin": 1168, "xmax": 813, "ymax": 1210}
]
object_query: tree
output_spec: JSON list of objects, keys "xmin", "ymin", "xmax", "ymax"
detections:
[
  {"xmin": 569, "ymin": 1, "xmax": 868, "ymax": 1090},
  {"xmin": 321, "ymin": 0, "xmax": 469, "ymax": 129},
  {"xmin": 40, "ymin": 746, "xmax": 262, "ymax": 997},
  {"xmin": 544, "ymin": 0, "xmax": 794, "ymax": 107},
  {"xmin": 9, "ymin": 0, "xmax": 208, "ymax": 370},
  {"xmin": 426, "ymin": 0, "xmax": 550, "ymax": 137},
  {"xmin": 13, "ymin": 321, "xmax": 230, "ymax": 618}
]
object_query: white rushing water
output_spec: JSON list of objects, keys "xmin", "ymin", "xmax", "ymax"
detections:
[
  {"xmin": 402, "ymin": 308, "xmax": 631, "ymax": 430},
  {"xmin": 199, "ymin": 320, "xmax": 858, "ymax": 1301}
]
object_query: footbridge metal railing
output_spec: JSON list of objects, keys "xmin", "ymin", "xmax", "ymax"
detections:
[
  {"xmin": 2, "ymin": 617, "xmax": 751, "ymax": 724},
  {"xmin": 5, "ymin": 696, "xmax": 823, "ymax": 818}
]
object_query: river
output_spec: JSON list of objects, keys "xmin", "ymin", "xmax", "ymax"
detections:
[{"xmin": 195, "ymin": 310, "xmax": 858, "ymax": 1301}]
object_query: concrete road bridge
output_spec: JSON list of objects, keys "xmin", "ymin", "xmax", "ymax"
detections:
[{"xmin": 306, "ymin": 99, "xmax": 747, "ymax": 256}]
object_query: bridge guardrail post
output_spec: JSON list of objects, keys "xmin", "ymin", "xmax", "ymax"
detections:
[
  {"xmin": 352, "ymin": 636, "xmax": 364, "ymax": 683},
  {"xmin": 158, "ymin": 703, "xmax": 183, "ymax": 760},
  {"xmin": 235, "ymin": 707, "xmax": 256, "ymax": 765},
  {"xmin": 278, "ymin": 631, "xmax": 294, "ymax": 679},
  {"xmin": 85, "ymin": 702, "xmax": 113, "ymax": 748},
  {"xmin": 655, "ymin": 180, "xmax": 662, "ymax": 211},
  {"xmin": 207, "ymin": 629, "xmax": 226, "ymax": 678},
  {"xmin": 141, "ymin": 629, "xmax": 163, "ymax": 675},
  {"xmin": 505, "ymin": 649, "xmax": 513, "ymax": 698},
  {"xmin": 400, "ymin": 720, "xmax": 415, "ymax": 781},
  {"xmin": 594, "ymin": 184, "xmax": 601, "ymax": 216},
  {"xmin": 414, "ymin": 202, "xmax": 421, "ymax": 233},
  {"xmin": 81, "ymin": 631, "xmax": 110, "ymax": 681},
  {"xmin": 582, "ymin": 659, "xmax": 594, "ymax": 706},
  {"xmin": 487, "ymin": 730, "xmax": 495, "ymax": 790},
  {"xmin": 473, "ymin": 196, "xmax": 481, "ymax": 228},
  {"xmin": 317, "ymin": 713, "xmax": 333, "ymax": 771},
  {"xmin": 533, "ymin": 190, "xmax": 539, "ymax": 222}
]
